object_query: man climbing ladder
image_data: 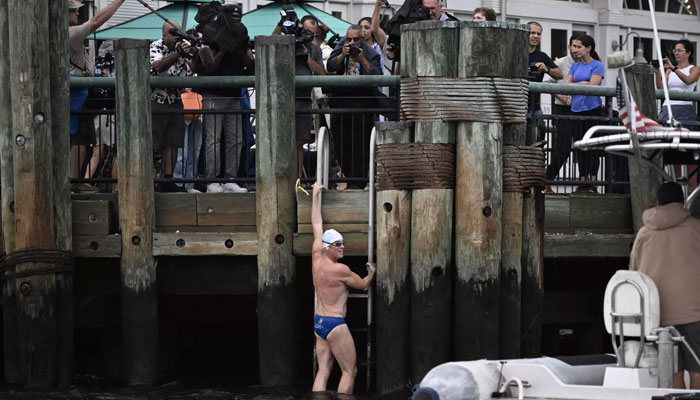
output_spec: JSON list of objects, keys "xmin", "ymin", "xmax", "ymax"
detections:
[{"xmin": 310, "ymin": 183, "xmax": 376, "ymax": 394}]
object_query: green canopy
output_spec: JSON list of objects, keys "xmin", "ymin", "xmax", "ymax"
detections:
[{"xmin": 95, "ymin": 1, "xmax": 350, "ymax": 41}]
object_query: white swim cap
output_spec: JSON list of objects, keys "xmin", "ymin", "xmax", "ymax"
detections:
[{"xmin": 322, "ymin": 229, "xmax": 343, "ymax": 248}]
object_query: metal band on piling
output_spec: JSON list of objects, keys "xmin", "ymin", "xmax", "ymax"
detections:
[
  {"xmin": 400, "ymin": 77, "xmax": 529, "ymax": 123},
  {"xmin": 502, "ymin": 144, "xmax": 546, "ymax": 193},
  {"xmin": 376, "ymin": 143, "xmax": 455, "ymax": 190}
]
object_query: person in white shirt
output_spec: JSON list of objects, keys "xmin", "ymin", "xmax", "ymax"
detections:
[{"xmin": 655, "ymin": 39, "xmax": 700, "ymax": 123}]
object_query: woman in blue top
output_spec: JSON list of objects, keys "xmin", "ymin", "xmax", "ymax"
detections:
[{"xmin": 565, "ymin": 35, "xmax": 605, "ymax": 193}]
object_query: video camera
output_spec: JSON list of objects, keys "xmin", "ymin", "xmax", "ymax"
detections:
[
  {"xmin": 194, "ymin": 2, "xmax": 249, "ymax": 54},
  {"xmin": 278, "ymin": 4, "xmax": 315, "ymax": 47},
  {"xmin": 168, "ymin": 27, "xmax": 203, "ymax": 59}
]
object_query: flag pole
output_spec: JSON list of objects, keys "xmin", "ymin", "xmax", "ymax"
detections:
[
  {"xmin": 620, "ymin": 70, "xmax": 642, "ymax": 162},
  {"xmin": 648, "ymin": 0, "xmax": 674, "ymax": 125}
]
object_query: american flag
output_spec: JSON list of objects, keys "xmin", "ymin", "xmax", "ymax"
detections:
[{"xmin": 616, "ymin": 77, "xmax": 666, "ymax": 133}]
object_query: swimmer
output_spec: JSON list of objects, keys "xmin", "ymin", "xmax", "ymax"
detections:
[{"xmin": 310, "ymin": 183, "xmax": 376, "ymax": 394}]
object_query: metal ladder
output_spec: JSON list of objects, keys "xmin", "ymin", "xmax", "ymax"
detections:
[{"xmin": 313, "ymin": 126, "xmax": 375, "ymax": 393}]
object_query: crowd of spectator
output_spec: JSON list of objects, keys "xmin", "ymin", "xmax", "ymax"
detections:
[{"xmin": 68, "ymin": 0, "xmax": 699, "ymax": 195}]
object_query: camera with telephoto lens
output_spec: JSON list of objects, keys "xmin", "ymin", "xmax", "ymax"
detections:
[
  {"xmin": 529, "ymin": 63, "xmax": 540, "ymax": 72},
  {"xmin": 169, "ymin": 27, "xmax": 202, "ymax": 59},
  {"xmin": 349, "ymin": 43, "xmax": 362, "ymax": 58}
]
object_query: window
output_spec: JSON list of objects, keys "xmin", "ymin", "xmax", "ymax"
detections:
[
  {"xmin": 332, "ymin": 11, "xmax": 342, "ymax": 19},
  {"xmin": 624, "ymin": 0, "xmax": 697, "ymax": 14},
  {"xmin": 551, "ymin": 29, "xmax": 568, "ymax": 60}
]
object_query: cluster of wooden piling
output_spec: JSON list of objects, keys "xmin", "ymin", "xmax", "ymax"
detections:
[{"xmin": 374, "ymin": 21, "xmax": 545, "ymax": 395}]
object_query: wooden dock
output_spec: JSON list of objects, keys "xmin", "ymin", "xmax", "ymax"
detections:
[{"xmin": 59, "ymin": 191, "xmax": 637, "ymax": 261}]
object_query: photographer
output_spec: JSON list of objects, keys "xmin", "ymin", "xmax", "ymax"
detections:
[
  {"xmin": 68, "ymin": 0, "xmax": 125, "ymax": 192},
  {"xmin": 527, "ymin": 21, "xmax": 562, "ymax": 118},
  {"xmin": 190, "ymin": 5, "xmax": 254, "ymax": 194},
  {"xmin": 327, "ymin": 26, "xmax": 382, "ymax": 188},
  {"xmin": 274, "ymin": 13, "xmax": 326, "ymax": 179},
  {"xmin": 150, "ymin": 20, "xmax": 191, "ymax": 192}
]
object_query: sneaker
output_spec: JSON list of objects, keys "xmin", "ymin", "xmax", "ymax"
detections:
[
  {"xmin": 221, "ymin": 182, "xmax": 247, "ymax": 193},
  {"xmin": 207, "ymin": 183, "xmax": 224, "ymax": 193}
]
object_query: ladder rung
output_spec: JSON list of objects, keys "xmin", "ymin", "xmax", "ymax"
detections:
[{"xmin": 348, "ymin": 293, "xmax": 369, "ymax": 299}]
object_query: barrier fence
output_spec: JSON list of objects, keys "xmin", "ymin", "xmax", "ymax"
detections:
[{"xmin": 69, "ymin": 77, "xmax": 699, "ymax": 194}]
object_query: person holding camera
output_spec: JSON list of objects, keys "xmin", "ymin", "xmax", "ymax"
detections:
[
  {"xmin": 190, "ymin": 5, "xmax": 254, "ymax": 194},
  {"xmin": 274, "ymin": 13, "xmax": 326, "ymax": 179},
  {"xmin": 150, "ymin": 20, "xmax": 191, "ymax": 192},
  {"xmin": 327, "ymin": 26, "xmax": 382, "ymax": 188},
  {"xmin": 68, "ymin": 0, "xmax": 125, "ymax": 193},
  {"xmin": 527, "ymin": 21, "xmax": 562, "ymax": 119}
]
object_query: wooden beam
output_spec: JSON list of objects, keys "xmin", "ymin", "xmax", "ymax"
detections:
[
  {"xmin": 375, "ymin": 122, "xmax": 412, "ymax": 395},
  {"xmin": 297, "ymin": 190, "xmax": 369, "ymax": 224},
  {"xmin": 72, "ymin": 200, "xmax": 112, "ymax": 235},
  {"xmin": 0, "ymin": 0, "xmax": 18, "ymax": 385},
  {"xmin": 49, "ymin": 0, "xmax": 74, "ymax": 385},
  {"xmin": 155, "ymin": 193, "xmax": 196, "ymax": 227},
  {"xmin": 544, "ymin": 195, "xmax": 570, "ymax": 231},
  {"xmin": 501, "ymin": 123, "xmax": 527, "ymax": 359},
  {"xmin": 152, "ymin": 232, "xmax": 257, "ymax": 256},
  {"xmin": 73, "ymin": 235, "xmax": 122, "ymax": 258},
  {"xmin": 254, "ymin": 35, "xmax": 298, "ymax": 386},
  {"xmin": 569, "ymin": 194, "xmax": 632, "ymax": 232},
  {"xmin": 114, "ymin": 38, "xmax": 158, "ymax": 386},
  {"xmin": 8, "ymin": 0, "xmax": 63, "ymax": 387},
  {"xmin": 196, "ymin": 193, "xmax": 256, "ymax": 226},
  {"xmin": 402, "ymin": 20, "xmax": 458, "ymax": 384},
  {"xmin": 625, "ymin": 64, "xmax": 662, "ymax": 233},
  {"xmin": 544, "ymin": 233, "xmax": 635, "ymax": 258}
]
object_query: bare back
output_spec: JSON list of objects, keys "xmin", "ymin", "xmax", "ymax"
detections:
[{"xmin": 312, "ymin": 253, "xmax": 350, "ymax": 317}]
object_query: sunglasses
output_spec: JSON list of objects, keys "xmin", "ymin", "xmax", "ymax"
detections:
[{"xmin": 323, "ymin": 240, "xmax": 345, "ymax": 248}]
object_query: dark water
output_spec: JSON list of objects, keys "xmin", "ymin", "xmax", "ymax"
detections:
[{"xmin": 0, "ymin": 384, "xmax": 383, "ymax": 400}]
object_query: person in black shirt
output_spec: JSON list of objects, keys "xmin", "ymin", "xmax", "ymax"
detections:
[
  {"xmin": 527, "ymin": 21, "xmax": 562, "ymax": 117},
  {"xmin": 191, "ymin": 8, "xmax": 254, "ymax": 193}
]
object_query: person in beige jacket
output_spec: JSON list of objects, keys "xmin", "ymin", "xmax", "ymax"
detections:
[{"xmin": 630, "ymin": 181, "xmax": 700, "ymax": 389}]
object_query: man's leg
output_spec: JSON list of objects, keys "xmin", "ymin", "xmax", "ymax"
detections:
[
  {"xmin": 690, "ymin": 372, "xmax": 700, "ymax": 389},
  {"xmin": 223, "ymin": 99, "xmax": 243, "ymax": 179},
  {"xmin": 674, "ymin": 371, "xmax": 686, "ymax": 389},
  {"xmin": 326, "ymin": 324, "xmax": 357, "ymax": 394},
  {"xmin": 203, "ymin": 96, "xmax": 225, "ymax": 186},
  {"xmin": 312, "ymin": 333, "xmax": 334, "ymax": 392}
]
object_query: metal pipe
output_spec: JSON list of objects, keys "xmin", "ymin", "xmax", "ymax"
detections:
[
  {"xmin": 66, "ymin": 76, "xmax": 700, "ymax": 101},
  {"xmin": 657, "ymin": 327, "xmax": 674, "ymax": 388}
]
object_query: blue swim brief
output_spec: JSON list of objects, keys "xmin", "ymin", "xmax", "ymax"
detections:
[{"xmin": 314, "ymin": 314, "xmax": 346, "ymax": 340}]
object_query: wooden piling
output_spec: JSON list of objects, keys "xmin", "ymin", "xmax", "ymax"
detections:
[
  {"xmin": 521, "ymin": 124, "xmax": 545, "ymax": 358},
  {"xmin": 254, "ymin": 35, "xmax": 298, "ymax": 386},
  {"xmin": 625, "ymin": 64, "xmax": 662, "ymax": 232},
  {"xmin": 453, "ymin": 22, "xmax": 527, "ymax": 360},
  {"xmin": 499, "ymin": 26, "xmax": 529, "ymax": 359},
  {"xmin": 7, "ymin": 0, "xmax": 64, "ymax": 387},
  {"xmin": 402, "ymin": 20, "xmax": 458, "ymax": 383},
  {"xmin": 49, "ymin": 0, "xmax": 74, "ymax": 386},
  {"xmin": 500, "ymin": 123, "xmax": 526, "ymax": 359},
  {"xmin": 375, "ymin": 121, "xmax": 412, "ymax": 394},
  {"xmin": 0, "ymin": 0, "xmax": 18, "ymax": 384},
  {"xmin": 115, "ymin": 39, "xmax": 158, "ymax": 386}
]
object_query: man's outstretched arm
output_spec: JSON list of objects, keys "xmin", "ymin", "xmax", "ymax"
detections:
[
  {"xmin": 89, "ymin": 0, "xmax": 126, "ymax": 32},
  {"xmin": 311, "ymin": 183, "xmax": 324, "ymax": 255}
]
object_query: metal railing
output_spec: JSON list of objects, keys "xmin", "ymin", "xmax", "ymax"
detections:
[{"xmin": 68, "ymin": 77, "xmax": 699, "ymax": 194}]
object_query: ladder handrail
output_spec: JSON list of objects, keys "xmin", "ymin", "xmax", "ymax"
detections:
[
  {"xmin": 315, "ymin": 126, "xmax": 330, "ymax": 205},
  {"xmin": 365, "ymin": 126, "xmax": 377, "ymax": 394}
]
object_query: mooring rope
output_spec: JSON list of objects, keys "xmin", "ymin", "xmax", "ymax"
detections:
[
  {"xmin": 503, "ymin": 143, "xmax": 546, "ymax": 192},
  {"xmin": 0, "ymin": 248, "xmax": 75, "ymax": 280},
  {"xmin": 376, "ymin": 143, "xmax": 455, "ymax": 190},
  {"xmin": 400, "ymin": 77, "xmax": 529, "ymax": 123}
]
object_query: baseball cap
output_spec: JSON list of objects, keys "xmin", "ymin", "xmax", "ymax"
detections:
[{"xmin": 68, "ymin": 0, "xmax": 84, "ymax": 10}]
